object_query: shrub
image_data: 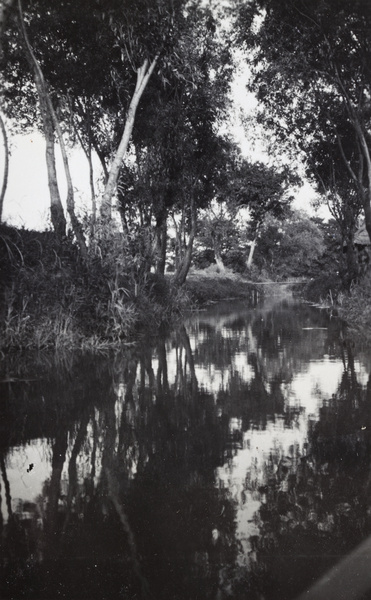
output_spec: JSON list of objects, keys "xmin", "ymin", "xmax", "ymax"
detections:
[
  {"xmin": 192, "ymin": 248, "xmax": 215, "ymax": 270},
  {"xmin": 302, "ymin": 272, "xmax": 343, "ymax": 304},
  {"xmin": 222, "ymin": 249, "xmax": 246, "ymax": 273},
  {"xmin": 339, "ymin": 274, "xmax": 371, "ymax": 337}
]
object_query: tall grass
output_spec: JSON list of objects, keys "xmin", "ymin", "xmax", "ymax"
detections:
[
  {"xmin": 339, "ymin": 275, "xmax": 371, "ymax": 340},
  {"xmin": 0, "ymin": 224, "xmax": 257, "ymax": 352}
]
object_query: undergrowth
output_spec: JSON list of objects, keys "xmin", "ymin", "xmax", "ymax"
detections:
[
  {"xmin": 184, "ymin": 267, "xmax": 260, "ymax": 305},
  {"xmin": 0, "ymin": 226, "xmax": 260, "ymax": 352},
  {"xmin": 338, "ymin": 275, "xmax": 371, "ymax": 341},
  {"xmin": 0, "ymin": 225, "xmax": 189, "ymax": 352}
]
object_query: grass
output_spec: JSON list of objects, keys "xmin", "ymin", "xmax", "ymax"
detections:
[
  {"xmin": 0, "ymin": 226, "xmax": 262, "ymax": 352},
  {"xmin": 338, "ymin": 275, "xmax": 371, "ymax": 341},
  {"xmin": 1, "ymin": 270, "xmax": 259, "ymax": 352},
  {"xmin": 183, "ymin": 266, "xmax": 261, "ymax": 305}
]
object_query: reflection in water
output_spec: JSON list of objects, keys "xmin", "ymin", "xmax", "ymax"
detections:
[{"xmin": 1, "ymin": 296, "xmax": 371, "ymax": 599}]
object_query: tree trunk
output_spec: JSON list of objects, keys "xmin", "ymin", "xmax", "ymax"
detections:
[
  {"xmin": 214, "ymin": 246, "xmax": 226, "ymax": 272},
  {"xmin": 344, "ymin": 233, "xmax": 359, "ymax": 288},
  {"xmin": 92, "ymin": 140, "xmax": 109, "ymax": 184},
  {"xmin": 246, "ymin": 237, "xmax": 257, "ymax": 269},
  {"xmin": 155, "ymin": 211, "xmax": 167, "ymax": 275},
  {"xmin": 73, "ymin": 118, "xmax": 96, "ymax": 235},
  {"xmin": 173, "ymin": 198, "xmax": 197, "ymax": 286},
  {"xmin": 363, "ymin": 195, "xmax": 371, "ymax": 246},
  {"xmin": 335, "ymin": 81, "xmax": 371, "ymax": 245},
  {"xmin": 49, "ymin": 104, "xmax": 88, "ymax": 260},
  {"xmin": 100, "ymin": 56, "xmax": 158, "ymax": 220},
  {"xmin": 19, "ymin": 0, "xmax": 88, "ymax": 256},
  {"xmin": 17, "ymin": 0, "xmax": 66, "ymax": 239},
  {"xmin": 0, "ymin": 112, "xmax": 9, "ymax": 223}
]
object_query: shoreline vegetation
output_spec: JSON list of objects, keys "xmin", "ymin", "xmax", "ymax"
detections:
[
  {"xmin": 1, "ymin": 224, "xmax": 370, "ymax": 353},
  {"xmin": 0, "ymin": 226, "xmax": 263, "ymax": 353}
]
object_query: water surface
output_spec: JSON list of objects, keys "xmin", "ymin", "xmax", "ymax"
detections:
[{"xmin": 1, "ymin": 295, "xmax": 371, "ymax": 600}]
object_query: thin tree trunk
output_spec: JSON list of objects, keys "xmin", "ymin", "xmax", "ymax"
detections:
[
  {"xmin": 0, "ymin": 453, "xmax": 12, "ymax": 520},
  {"xmin": 246, "ymin": 237, "xmax": 257, "ymax": 269},
  {"xmin": 100, "ymin": 56, "xmax": 158, "ymax": 220},
  {"xmin": 334, "ymin": 72, "xmax": 371, "ymax": 245},
  {"xmin": 214, "ymin": 246, "xmax": 226, "ymax": 272},
  {"xmin": 92, "ymin": 140, "xmax": 109, "ymax": 183},
  {"xmin": 72, "ymin": 118, "xmax": 96, "ymax": 234},
  {"xmin": 363, "ymin": 193, "xmax": 371, "ymax": 246},
  {"xmin": 173, "ymin": 198, "xmax": 197, "ymax": 286},
  {"xmin": 0, "ymin": 112, "xmax": 9, "ymax": 223},
  {"xmin": 155, "ymin": 212, "xmax": 167, "ymax": 275},
  {"xmin": 17, "ymin": 0, "xmax": 66, "ymax": 239},
  {"xmin": 49, "ymin": 104, "xmax": 88, "ymax": 260},
  {"xmin": 18, "ymin": 0, "xmax": 88, "ymax": 256}
]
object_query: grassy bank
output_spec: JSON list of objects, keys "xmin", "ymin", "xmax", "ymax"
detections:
[
  {"xmin": 184, "ymin": 266, "xmax": 261, "ymax": 305},
  {"xmin": 0, "ymin": 226, "xmax": 182, "ymax": 352},
  {"xmin": 337, "ymin": 275, "xmax": 371, "ymax": 342},
  {"xmin": 0, "ymin": 227, "xmax": 260, "ymax": 352}
]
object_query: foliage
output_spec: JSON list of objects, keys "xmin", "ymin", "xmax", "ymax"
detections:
[
  {"xmin": 0, "ymin": 225, "xmax": 188, "ymax": 350},
  {"xmin": 184, "ymin": 269, "xmax": 259, "ymax": 305},
  {"xmin": 224, "ymin": 159, "xmax": 296, "ymax": 233},
  {"xmin": 196, "ymin": 200, "xmax": 241, "ymax": 270},
  {"xmin": 251, "ymin": 210, "xmax": 325, "ymax": 279},
  {"xmin": 300, "ymin": 218, "xmax": 344, "ymax": 302},
  {"xmin": 236, "ymin": 0, "xmax": 371, "ymax": 249},
  {"xmin": 339, "ymin": 275, "xmax": 371, "ymax": 339}
]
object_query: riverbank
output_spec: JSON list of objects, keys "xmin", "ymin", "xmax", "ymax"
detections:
[
  {"xmin": 336, "ymin": 275, "xmax": 371, "ymax": 343},
  {"xmin": 0, "ymin": 227, "xmax": 261, "ymax": 352},
  {"xmin": 0, "ymin": 271, "xmax": 260, "ymax": 352},
  {"xmin": 184, "ymin": 268, "xmax": 261, "ymax": 304}
]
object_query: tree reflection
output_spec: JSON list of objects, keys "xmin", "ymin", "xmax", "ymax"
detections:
[
  {"xmin": 1, "ymin": 298, "xmax": 371, "ymax": 600},
  {"xmin": 234, "ymin": 341, "xmax": 371, "ymax": 600}
]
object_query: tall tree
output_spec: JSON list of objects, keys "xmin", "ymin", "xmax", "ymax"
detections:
[
  {"xmin": 237, "ymin": 0, "xmax": 371, "ymax": 240},
  {"xmin": 225, "ymin": 158, "xmax": 296, "ymax": 267},
  {"xmin": 16, "ymin": 0, "xmax": 67, "ymax": 240},
  {"xmin": 2, "ymin": 0, "xmax": 187, "ymax": 234},
  {"xmin": 0, "ymin": 112, "xmax": 9, "ymax": 223},
  {"xmin": 118, "ymin": 2, "xmax": 233, "ymax": 282}
]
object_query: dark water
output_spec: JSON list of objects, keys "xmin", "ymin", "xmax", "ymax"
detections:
[{"xmin": 1, "ymin": 295, "xmax": 371, "ymax": 600}]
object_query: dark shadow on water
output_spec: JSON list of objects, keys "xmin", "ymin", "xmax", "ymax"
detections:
[{"xmin": 1, "ymin": 297, "xmax": 371, "ymax": 599}]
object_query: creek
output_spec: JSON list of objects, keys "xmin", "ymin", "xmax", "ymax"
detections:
[{"xmin": 1, "ymin": 293, "xmax": 371, "ymax": 600}]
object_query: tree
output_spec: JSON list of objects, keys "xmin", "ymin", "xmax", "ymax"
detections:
[
  {"xmin": 2, "ymin": 0, "xmax": 187, "ymax": 237},
  {"xmin": 236, "ymin": 0, "xmax": 371, "ymax": 244},
  {"xmin": 15, "ymin": 0, "xmax": 68, "ymax": 240},
  {"xmin": 0, "ymin": 113, "xmax": 9, "ymax": 223},
  {"xmin": 226, "ymin": 159, "xmax": 296, "ymax": 268},
  {"xmin": 117, "ymin": 2, "xmax": 233, "ymax": 283},
  {"xmin": 197, "ymin": 201, "xmax": 240, "ymax": 272},
  {"xmin": 255, "ymin": 210, "xmax": 325, "ymax": 277}
]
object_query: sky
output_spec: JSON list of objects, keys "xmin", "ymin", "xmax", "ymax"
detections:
[{"xmin": 1, "ymin": 129, "xmax": 99, "ymax": 230}]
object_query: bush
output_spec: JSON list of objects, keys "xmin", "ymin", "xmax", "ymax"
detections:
[
  {"xmin": 184, "ymin": 271, "xmax": 258, "ymax": 304},
  {"xmin": 0, "ymin": 225, "xmax": 188, "ymax": 350},
  {"xmin": 302, "ymin": 272, "xmax": 343, "ymax": 304},
  {"xmin": 192, "ymin": 248, "xmax": 215, "ymax": 270},
  {"xmin": 222, "ymin": 249, "xmax": 246, "ymax": 273},
  {"xmin": 339, "ymin": 274, "xmax": 371, "ymax": 337}
]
